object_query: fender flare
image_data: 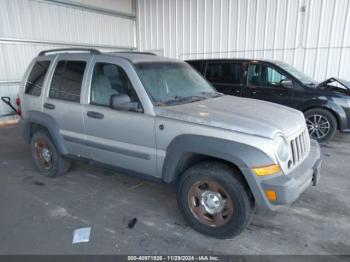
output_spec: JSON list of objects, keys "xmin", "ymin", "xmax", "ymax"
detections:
[
  {"xmin": 21, "ymin": 111, "xmax": 68, "ymax": 155},
  {"xmin": 161, "ymin": 134, "xmax": 273, "ymax": 184}
]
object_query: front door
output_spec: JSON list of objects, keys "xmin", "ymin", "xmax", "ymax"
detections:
[
  {"xmin": 205, "ymin": 61, "xmax": 244, "ymax": 96},
  {"xmin": 242, "ymin": 63, "xmax": 295, "ymax": 107},
  {"xmin": 83, "ymin": 58, "xmax": 157, "ymax": 176}
]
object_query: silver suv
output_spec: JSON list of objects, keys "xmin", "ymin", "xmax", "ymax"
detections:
[{"xmin": 19, "ymin": 48, "xmax": 322, "ymax": 238}]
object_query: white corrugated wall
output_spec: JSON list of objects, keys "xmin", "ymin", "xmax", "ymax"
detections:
[
  {"xmin": 137, "ymin": 0, "xmax": 350, "ymax": 81},
  {"xmin": 2, "ymin": 0, "xmax": 349, "ymax": 120},
  {"xmin": 0, "ymin": 0, "xmax": 136, "ymax": 120}
]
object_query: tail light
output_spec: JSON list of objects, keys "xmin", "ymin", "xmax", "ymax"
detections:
[{"xmin": 16, "ymin": 96, "xmax": 22, "ymax": 117}]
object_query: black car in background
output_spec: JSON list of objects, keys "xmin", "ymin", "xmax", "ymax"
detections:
[{"xmin": 186, "ymin": 59, "xmax": 350, "ymax": 143}]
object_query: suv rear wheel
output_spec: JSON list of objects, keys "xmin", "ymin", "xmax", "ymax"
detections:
[
  {"xmin": 30, "ymin": 130, "xmax": 71, "ymax": 177},
  {"xmin": 177, "ymin": 161, "xmax": 254, "ymax": 239},
  {"xmin": 304, "ymin": 108, "xmax": 337, "ymax": 143}
]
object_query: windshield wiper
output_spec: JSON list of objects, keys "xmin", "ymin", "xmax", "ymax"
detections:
[
  {"xmin": 199, "ymin": 91, "xmax": 223, "ymax": 98},
  {"xmin": 162, "ymin": 95, "xmax": 207, "ymax": 105},
  {"xmin": 159, "ymin": 91, "xmax": 223, "ymax": 106},
  {"xmin": 305, "ymin": 82, "xmax": 316, "ymax": 86}
]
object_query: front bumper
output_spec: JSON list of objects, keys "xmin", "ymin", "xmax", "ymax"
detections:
[{"xmin": 244, "ymin": 140, "xmax": 321, "ymax": 210}]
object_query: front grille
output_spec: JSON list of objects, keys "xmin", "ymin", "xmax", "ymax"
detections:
[{"xmin": 290, "ymin": 128, "xmax": 310, "ymax": 168}]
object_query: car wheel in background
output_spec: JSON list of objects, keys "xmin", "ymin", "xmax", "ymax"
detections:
[{"xmin": 304, "ymin": 108, "xmax": 337, "ymax": 143}]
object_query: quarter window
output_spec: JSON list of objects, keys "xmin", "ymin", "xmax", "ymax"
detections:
[
  {"xmin": 247, "ymin": 64, "xmax": 287, "ymax": 87},
  {"xmin": 90, "ymin": 63, "xmax": 140, "ymax": 107},
  {"xmin": 187, "ymin": 61, "xmax": 203, "ymax": 73},
  {"xmin": 25, "ymin": 61, "xmax": 51, "ymax": 96},
  {"xmin": 49, "ymin": 60, "xmax": 86, "ymax": 102},
  {"xmin": 206, "ymin": 63, "xmax": 244, "ymax": 84}
]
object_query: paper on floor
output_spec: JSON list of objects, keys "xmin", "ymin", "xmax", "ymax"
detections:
[{"xmin": 72, "ymin": 227, "xmax": 91, "ymax": 244}]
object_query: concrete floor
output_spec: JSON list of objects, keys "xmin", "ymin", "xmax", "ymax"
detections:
[{"xmin": 0, "ymin": 125, "xmax": 349, "ymax": 255}]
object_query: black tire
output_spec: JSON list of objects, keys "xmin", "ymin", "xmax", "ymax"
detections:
[
  {"xmin": 30, "ymin": 130, "xmax": 71, "ymax": 177},
  {"xmin": 304, "ymin": 108, "xmax": 337, "ymax": 143},
  {"xmin": 177, "ymin": 161, "xmax": 254, "ymax": 239}
]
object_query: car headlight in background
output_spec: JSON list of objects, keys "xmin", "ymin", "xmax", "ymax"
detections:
[{"xmin": 274, "ymin": 135, "xmax": 290, "ymax": 162}]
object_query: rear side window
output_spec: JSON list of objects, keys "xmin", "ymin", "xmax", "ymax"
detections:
[
  {"xmin": 187, "ymin": 61, "xmax": 203, "ymax": 74},
  {"xmin": 206, "ymin": 62, "xmax": 244, "ymax": 85},
  {"xmin": 25, "ymin": 61, "xmax": 51, "ymax": 96},
  {"xmin": 49, "ymin": 60, "xmax": 86, "ymax": 102}
]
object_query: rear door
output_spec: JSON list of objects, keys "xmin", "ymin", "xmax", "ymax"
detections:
[
  {"xmin": 204, "ymin": 61, "xmax": 244, "ymax": 96},
  {"xmin": 43, "ymin": 54, "xmax": 91, "ymax": 157},
  {"xmin": 242, "ymin": 63, "xmax": 295, "ymax": 107}
]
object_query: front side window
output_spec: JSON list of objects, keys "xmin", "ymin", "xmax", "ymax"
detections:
[
  {"xmin": 49, "ymin": 60, "xmax": 86, "ymax": 102},
  {"xmin": 90, "ymin": 63, "xmax": 140, "ymax": 107},
  {"xmin": 247, "ymin": 64, "xmax": 287, "ymax": 87},
  {"xmin": 275, "ymin": 61, "xmax": 316, "ymax": 86},
  {"xmin": 135, "ymin": 62, "xmax": 219, "ymax": 105},
  {"xmin": 206, "ymin": 62, "xmax": 244, "ymax": 85},
  {"xmin": 25, "ymin": 61, "xmax": 51, "ymax": 96}
]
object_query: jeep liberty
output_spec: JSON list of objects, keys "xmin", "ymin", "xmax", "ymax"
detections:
[{"xmin": 19, "ymin": 49, "xmax": 322, "ymax": 238}]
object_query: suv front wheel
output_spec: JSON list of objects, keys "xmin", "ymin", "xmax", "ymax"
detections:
[
  {"xmin": 177, "ymin": 161, "xmax": 254, "ymax": 239},
  {"xmin": 30, "ymin": 130, "xmax": 71, "ymax": 177}
]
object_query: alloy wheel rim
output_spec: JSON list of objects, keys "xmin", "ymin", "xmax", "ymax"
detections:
[
  {"xmin": 187, "ymin": 180, "xmax": 234, "ymax": 227},
  {"xmin": 306, "ymin": 114, "xmax": 330, "ymax": 140},
  {"xmin": 34, "ymin": 139, "xmax": 52, "ymax": 170}
]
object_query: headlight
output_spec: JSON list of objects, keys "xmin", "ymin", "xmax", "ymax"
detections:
[{"xmin": 274, "ymin": 135, "xmax": 290, "ymax": 162}]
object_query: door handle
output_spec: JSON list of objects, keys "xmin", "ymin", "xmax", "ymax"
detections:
[
  {"xmin": 44, "ymin": 103, "xmax": 55, "ymax": 110},
  {"xmin": 87, "ymin": 111, "xmax": 104, "ymax": 119},
  {"xmin": 252, "ymin": 91, "xmax": 257, "ymax": 95}
]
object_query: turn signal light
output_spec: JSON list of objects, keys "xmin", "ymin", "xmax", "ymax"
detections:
[
  {"xmin": 265, "ymin": 190, "xmax": 277, "ymax": 201},
  {"xmin": 252, "ymin": 164, "xmax": 281, "ymax": 176}
]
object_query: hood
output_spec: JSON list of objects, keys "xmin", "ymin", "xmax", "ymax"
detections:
[
  {"xmin": 155, "ymin": 96, "xmax": 305, "ymax": 139},
  {"xmin": 316, "ymin": 77, "xmax": 350, "ymax": 95},
  {"xmin": 317, "ymin": 77, "xmax": 350, "ymax": 89}
]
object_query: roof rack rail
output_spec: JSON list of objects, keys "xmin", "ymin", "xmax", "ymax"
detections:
[
  {"xmin": 112, "ymin": 51, "xmax": 157, "ymax": 56},
  {"xmin": 38, "ymin": 48, "xmax": 101, "ymax": 56}
]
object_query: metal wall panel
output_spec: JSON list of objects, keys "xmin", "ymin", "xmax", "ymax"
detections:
[
  {"xmin": 0, "ymin": 0, "xmax": 135, "ymax": 46},
  {"xmin": 0, "ymin": 0, "xmax": 136, "ymax": 119},
  {"xmin": 70, "ymin": 0, "xmax": 133, "ymax": 13},
  {"xmin": 137, "ymin": 0, "xmax": 350, "ymax": 81}
]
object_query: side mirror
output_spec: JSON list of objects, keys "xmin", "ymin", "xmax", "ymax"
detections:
[
  {"xmin": 110, "ymin": 94, "xmax": 141, "ymax": 112},
  {"xmin": 280, "ymin": 79, "xmax": 293, "ymax": 89}
]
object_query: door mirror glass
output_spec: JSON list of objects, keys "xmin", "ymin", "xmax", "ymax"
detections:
[
  {"xmin": 110, "ymin": 94, "xmax": 140, "ymax": 112},
  {"xmin": 280, "ymin": 79, "xmax": 293, "ymax": 89}
]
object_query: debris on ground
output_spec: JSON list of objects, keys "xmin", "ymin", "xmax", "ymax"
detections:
[
  {"xmin": 72, "ymin": 227, "xmax": 91, "ymax": 244},
  {"xmin": 33, "ymin": 181, "xmax": 45, "ymax": 186},
  {"xmin": 126, "ymin": 182, "xmax": 144, "ymax": 191},
  {"xmin": 128, "ymin": 218, "xmax": 137, "ymax": 229}
]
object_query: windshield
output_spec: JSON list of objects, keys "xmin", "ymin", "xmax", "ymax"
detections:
[
  {"xmin": 135, "ymin": 62, "xmax": 220, "ymax": 105},
  {"xmin": 276, "ymin": 62, "xmax": 316, "ymax": 86}
]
